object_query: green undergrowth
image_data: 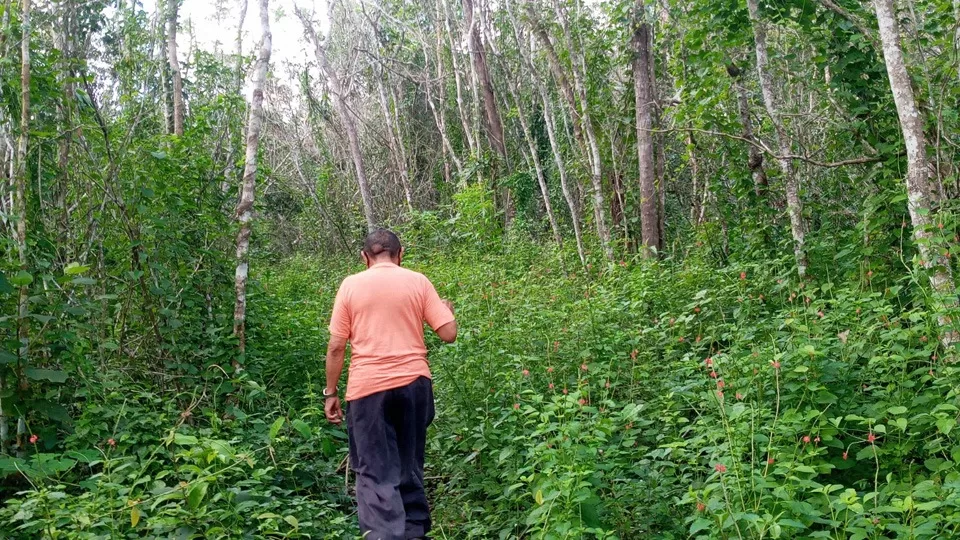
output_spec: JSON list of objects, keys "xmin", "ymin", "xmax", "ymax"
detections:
[{"xmin": 3, "ymin": 234, "xmax": 960, "ymax": 539}]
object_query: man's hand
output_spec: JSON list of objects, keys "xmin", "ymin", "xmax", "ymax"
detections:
[
  {"xmin": 325, "ymin": 397, "xmax": 343, "ymax": 425},
  {"xmin": 442, "ymin": 298, "xmax": 455, "ymax": 314}
]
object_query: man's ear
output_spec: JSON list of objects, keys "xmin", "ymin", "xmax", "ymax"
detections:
[
  {"xmin": 398, "ymin": 247, "xmax": 405, "ymax": 265},
  {"xmin": 361, "ymin": 251, "xmax": 369, "ymax": 267}
]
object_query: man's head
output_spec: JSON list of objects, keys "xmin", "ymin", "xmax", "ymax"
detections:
[{"xmin": 361, "ymin": 229, "xmax": 403, "ymax": 267}]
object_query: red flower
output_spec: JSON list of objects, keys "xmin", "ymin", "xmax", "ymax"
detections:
[
  {"xmin": 767, "ymin": 457, "xmax": 774, "ymax": 465},
  {"xmin": 867, "ymin": 432, "xmax": 876, "ymax": 443},
  {"xmin": 549, "ymin": 383, "xmax": 555, "ymax": 390},
  {"xmin": 562, "ymin": 388, "xmax": 568, "ymax": 395},
  {"xmin": 696, "ymin": 501, "xmax": 706, "ymax": 512},
  {"xmin": 619, "ymin": 260, "xmax": 627, "ymax": 267},
  {"xmin": 695, "ymin": 335, "xmax": 702, "ymax": 343},
  {"xmin": 547, "ymin": 366, "xmax": 554, "ymax": 373},
  {"xmin": 803, "ymin": 435, "xmax": 811, "ymax": 444},
  {"xmin": 29, "ymin": 434, "xmax": 38, "ymax": 444},
  {"xmin": 108, "ymin": 438, "xmax": 116, "ymax": 447},
  {"xmin": 817, "ymin": 311, "xmax": 824, "ymax": 318},
  {"xmin": 814, "ymin": 436, "xmax": 820, "ymax": 444},
  {"xmin": 694, "ymin": 306, "xmax": 701, "ymax": 313},
  {"xmin": 553, "ymin": 341, "xmax": 560, "ymax": 352},
  {"xmin": 522, "ymin": 369, "xmax": 530, "ymax": 377},
  {"xmin": 772, "ymin": 361, "xmax": 781, "ymax": 369},
  {"xmin": 625, "ymin": 422, "xmax": 634, "ymax": 430},
  {"xmin": 630, "ymin": 349, "xmax": 638, "ymax": 360},
  {"xmin": 710, "ymin": 371, "xmax": 718, "ymax": 378},
  {"xmin": 579, "ymin": 398, "xmax": 587, "ymax": 406},
  {"xmin": 716, "ymin": 390, "xmax": 724, "ymax": 399},
  {"xmin": 714, "ymin": 463, "xmax": 727, "ymax": 473},
  {"xmin": 929, "ymin": 369, "xmax": 934, "ymax": 376},
  {"xmin": 605, "ymin": 380, "xmax": 610, "ymax": 388},
  {"xmin": 581, "ymin": 363, "xmax": 588, "ymax": 371},
  {"xmin": 740, "ymin": 272, "xmax": 746, "ymax": 281},
  {"xmin": 735, "ymin": 393, "xmax": 743, "ymax": 400},
  {"xmin": 513, "ymin": 403, "xmax": 520, "ymax": 410},
  {"xmin": 678, "ymin": 336, "xmax": 684, "ymax": 342},
  {"xmin": 717, "ymin": 380, "xmax": 725, "ymax": 389},
  {"xmin": 705, "ymin": 357, "xmax": 713, "ymax": 366},
  {"xmin": 842, "ymin": 451, "xmax": 848, "ymax": 460}
]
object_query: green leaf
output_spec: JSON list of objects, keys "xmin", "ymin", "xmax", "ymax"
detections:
[
  {"xmin": 63, "ymin": 262, "xmax": 91, "ymax": 276},
  {"xmin": 187, "ymin": 481, "xmax": 208, "ymax": 510},
  {"xmin": 887, "ymin": 406, "xmax": 908, "ymax": 415},
  {"xmin": 690, "ymin": 518, "xmax": 712, "ymax": 534},
  {"xmin": 937, "ymin": 418, "xmax": 955, "ymax": 435},
  {"xmin": 173, "ymin": 433, "xmax": 198, "ymax": 446},
  {"xmin": 0, "ymin": 271, "xmax": 13, "ymax": 294},
  {"xmin": 291, "ymin": 419, "xmax": 312, "ymax": 439},
  {"xmin": 283, "ymin": 515, "xmax": 299, "ymax": 528},
  {"xmin": 24, "ymin": 368, "xmax": 68, "ymax": 383},
  {"xmin": 9, "ymin": 270, "xmax": 33, "ymax": 287},
  {"xmin": 269, "ymin": 416, "xmax": 285, "ymax": 441}
]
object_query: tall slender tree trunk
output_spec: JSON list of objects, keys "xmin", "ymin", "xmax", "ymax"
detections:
[
  {"xmin": 11, "ymin": 0, "xmax": 32, "ymax": 457},
  {"xmin": 299, "ymin": 10, "xmax": 377, "ymax": 231},
  {"xmin": 746, "ymin": 0, "xmax": 807, "ymax": 277},
  {"xmin": 727, "ymin": 62, "xmax": 768, "ymax": 197},
  {"xmin": 222, "ymin": 0, "xmax": 247, "ymax": 194},
  {"xmin": 553, "ymin": 0, "xmax": 613, "ymax": 260},
  {"xmin": 505, "ymin": 74, "xmax": 562, "ymax": 247},
  {"xmin": 687, "ymin": 131, "xmax": 703, "ymax": 225},
  {"xmin": 463, "ymin": 0, "xmax": 506, "ymax": 160},
  {"xmin": 233, "ymin": 0, "xmax": 271, "ymax": 354},
  {"xmin": 167, "ymin": 0, "xmax": 184, "ymax": 135},
  {"xmin": 441, "ymin": 0, "xmax": 477, "ymax": 157},
  {"xmin": 55, "ymin": 0, "xmax": 75, "ymax": 261},
  {"xmin": 633, "ymin": 19, "xmax": 659, "ymax": 257},
  {"xmin": 874, "ymin": 0, "xmax": 957, "ymax": 345},
  {"xmin": 542, "ymin": 89, "xmax": 586, "ymax": 265},
  {"xmin": 376, "ymin": 75, "xmax": 413, "ymax": 211}
]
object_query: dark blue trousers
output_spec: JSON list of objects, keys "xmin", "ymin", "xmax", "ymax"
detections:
[{"xmin": 347, "ymin": 376, "xmax": 435, "ymax": 540}]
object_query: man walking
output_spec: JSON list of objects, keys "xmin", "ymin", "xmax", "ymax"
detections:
[{"xmin": 323, "ymin": 229, "xmax": 457, "ymax": 539}]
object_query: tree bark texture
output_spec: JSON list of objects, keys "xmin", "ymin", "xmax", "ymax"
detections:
[
  {"xmin": 463, "ymin": 0, "xmax": 507, "ymax": 160},
  {"xmin": 167, "ymin": 0, "xmax": 184, "ymax": 136},
  {"xmin": 874, "ymin": 0, "xmax": 957, "ymax": 345},
  {"xmin": 746, "ymin": 0, "xmax": 807, "ymax": 277},
  {"xmin": 234, "ymin": 0, "xmax": 271, "ymax": 353},
  {"xmin": 727, "ymin": 62, "xmax": 769, "ymax": 197},
  {"xmin": 633, "ymin": 20, "xmax": 659, "ymax": 257},
  {"xmin": 299, "ymin": 10, "xmax": 377, "ymax": 232}
]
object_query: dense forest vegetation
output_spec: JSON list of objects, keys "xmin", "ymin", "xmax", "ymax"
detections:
[{"xmin": 1, "ymin": 0, "xmax": 960, "ymax": 536}]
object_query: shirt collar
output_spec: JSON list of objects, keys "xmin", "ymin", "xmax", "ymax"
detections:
[{"xmin": 369, "ymin": 262, "xmax": 398, "ymax": 269}]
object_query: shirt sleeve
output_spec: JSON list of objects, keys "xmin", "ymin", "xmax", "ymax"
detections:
[
  {"xmin": 328, "ymin": 280, "xmax": 352, "ymax": 339},
  {"xmin": 423, "ymin": 276, "xmax": 455, "ymax": 331}
]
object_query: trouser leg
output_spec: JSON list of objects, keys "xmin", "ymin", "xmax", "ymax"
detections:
[
  {"xmin": 348, "ymin": 391, "xmax": 405, "ymax": 540},
  {"xmin": 391, "ymin": 377, "xmax": 435, "ymax": 538}
]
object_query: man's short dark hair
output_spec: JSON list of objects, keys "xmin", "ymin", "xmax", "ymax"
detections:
[{"xmin": 363, "ymin": 229, "xmax": 402, "ymax": 259}]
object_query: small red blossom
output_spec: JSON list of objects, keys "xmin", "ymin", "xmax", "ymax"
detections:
[
  {"xmin": 553, "ymin": 341, "xmax": 560, "ymax": 352},
  {"xmin": 705, "ymin": 357, "xmax": 713, "ymax": 366},
  {"xmin": 710, "ymin": 371, "xmax": 718, "ymax": 379},
  {"xmin": 740, "ymin": 272, "xmax": 746, "ymax": 281},
  {"xmin": 814, "ymin": 436, "xmax": 821, "ymax": 444},
  {"xmin": 547, "ymin": 366, "xmax": 554, "ymax": 373},
  {"xmin": 605, "ymin": 380, "xmax": 610, "ymax": 388},
  {"xmin": 867, "ymin": 432, "xmax": 876, "ymax": 443},
  {"xmin": 715, "ymin": 463, "xmax": 727, "ymax": 473},
  {"xmin": 736, "ymin": 393, "xmax": 744, "ymax": 400},
  {"xmin": 669, "ymin": 318, "xmax": 676, "ymax": 326},
  {"xmin": 695, "ymin": 335, "xmax": 702, "ymax": 343},
  {"xmin": 694, "ymin": 306, "xmax": 701, "ymax": 313},
  {"xmin": 716, "ymin": 390, "xmax": 724, "ymax": 399},
  {"xmin": 29, "ymin": 434, "xmax": 38, "ymax": 444},
  {"xmin": 581, "ymin": 363, "xmax": 588, "ymax": 372},
  {"xmin": 579, "ymin": 398, "xmax": 587, "ymax": 406},
  {"xmin": 108, "ymin": 438, "xmax": 116, "ymax": 447},
  {"xmin": 549, "ymin": 383, "xmax": 555, "ymax": 390},
  {"xmin": 619, "ymin": 260, "xmax": 627, "ymax": 267},
  {"xmin": 678, "ymin": 336, "xmax": 684, "ymax": 342},
  {"xmin": 767, "ymin": 457, "xmax": 775, "ymax": 465},
  {"xmin": 818, "ymin": 311, "xmax": 824, "ymax": 318},
  {"xmin": 625, "ymin": 422, "xmax": 634, "ymax": 430},
  {"xmin": 803, "ymin": 435, "xmax": 811, "ymax": 444},
  {"xmin": 842, "ymin": 451, "xmax": 848, "ymax": 460},
  {"xmin": 772, "ymin": 361, "xmax": 781, "ymax": 369},
  {"xmin": 696, "ymin": 501, "xmax": 706, "ymax": 512},
  {"xmin": 929, "ymin": 369, "xmax": 934, "ymax": 376},
  {"xmin": 717, "ymin": 379, "xmax": 725, "ymax": 389},
  {"xmin": 920, "ymin": 335, "xmax": 928, "ymax": 343},
  {"xmin": 522, "ymin": 369, "xmax": 530, "ymax": 377},
  {"xmin": 630, "ymin": 349, "xmax": 638, "ymax": 360},
  {"xmin": 513, "ymin": 403, "xmax": 520, "ymax": 410},
  {"xmin": 562, "ymin": 388, "xmax": 569, "ymax": 395}
]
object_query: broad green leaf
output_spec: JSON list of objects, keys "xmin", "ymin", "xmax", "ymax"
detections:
[
  {"xmin": 187, "ymin": 481, "xmax": 208, "ymax": 510},
  {"xmin": 24, "ymin": 369, "xmax": 68, "ymax": 383},
  {"xmin": 269, "ymin": 416, "xmax": 285, "ymax": 441}
]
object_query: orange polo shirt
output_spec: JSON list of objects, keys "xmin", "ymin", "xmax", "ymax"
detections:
[{"xmin": 328, "ymin": 262, "xmax": 455, "ymax": 401}]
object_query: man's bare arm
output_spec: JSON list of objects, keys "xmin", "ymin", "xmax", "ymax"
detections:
[
  {"xmin": 435, "ymin": 320, "xmax": 457, "ymax": 343},
  {"xmin": 324, "ymin": 334, "xmax": 348, "ymax": 424}
]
